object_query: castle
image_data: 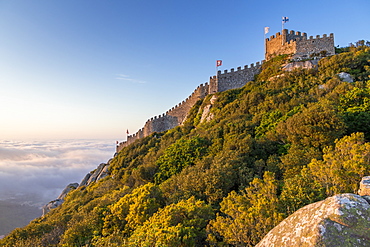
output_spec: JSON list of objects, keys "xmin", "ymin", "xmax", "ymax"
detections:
[
  {"xmin": 116, "ymin": 29, "xmax": 335, "ymax": 152},
  {"xmin": 265, "ymin": 29, "xmax": 335, "ymax": 60}
]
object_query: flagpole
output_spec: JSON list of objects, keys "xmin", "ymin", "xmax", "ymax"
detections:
[
  {"xmin": 216, "ymin": 63, "xmax": 218, "ymax": 89},
  {"xmin": 264, "ymin": 28, "xmax": 266, "ymax": 54},
  {"xmin": 216, "ymin": 61, "xmax": 219, "ymax": 94},
  {"xmin": 282, "ymin": 17, "xmax": 284, "ymax": 45},
  {"xmin": 264, "ymin": 27, "xmax": 269, "ymax": 58},
  {"xmin": 281, "ymin": 17, "xmax": 289, "ymax": 46},
  {"xmin": 215, "ymin": 60, "xmax": 222, "ymax": 93}
]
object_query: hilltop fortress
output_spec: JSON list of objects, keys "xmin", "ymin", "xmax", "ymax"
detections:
[
  {"xmin": 265, "ymin": 29, "xmax": 335, "ymax": 60},
  {"xmin": 116, "ymin": 29, "xmax": 335, "ymax": 152}
]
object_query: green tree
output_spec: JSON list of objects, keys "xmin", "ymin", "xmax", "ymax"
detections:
[
  {"xmin": 276, "ymin": 101, "xmax": 346, "ymax": 149},
  {"xmin": 308, "ymin": 132, "xmax": 370, "ymax": 196},
  {"xmin": 339, "ymin": 86, "xmax": 370, "ymax": 139},
  {"xmin": 279, "ymin": 144, "xmax": 322, "ymax": 178},
  {"xmin": 127, "ymin": 197, "xmax": 214, "ymax": 247},
  {"xmin": 154, "ymin": 137, "xmax": 209, "ymax": 184},
  {"xmin": 279, "ymin": 167, "xmax": 325, "ymax": 215},
  {"xmin": 102, "ymin": 183, "xmax": 164, "ymax": 238},
  {"xmin": 208, "ymin": 172, "xmax": 284, "ymax": 246},
  {"xmin": 160, "ymin": 157, "xmax": 240, "ymax": 205}
]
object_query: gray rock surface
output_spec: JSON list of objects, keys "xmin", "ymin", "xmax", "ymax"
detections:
[
  {"xmin": 79, "ymin": 172, "xmax": 92, "ymax": 187},
  {"xmin": 81, "ymin": 163, "xmax": 109, "ymax": 186},
  {"xmin": 96, "ymin": 164, "xmax": 109, "ymax": 181},
  {"xmin": 283, "ymin": 60, "xmax": 319, "ymax": 71},
  {"xmin": 200, "ymin": 95, "xmax": 217, "ymax": 123},
  {"xmin": 41, "ymin": 159, "xmax": 111, "ymax": 217},
  {"xmin": 358, "ymin": 176, "xmax": 370, "ymax": 196},
  {"xmin": 57, "ymin": 183, "xmax": 79, "ymax": 200},
  {"xmin": 256, "ymin": 193, "xmax": 370, "ymax": 247},
  {"xmin": 42, "ymin": 183, "xmax": 78, "ymax": 216},
  {"xmin": 42, "ymin": 199, "xmax": 64, "ymax": 217},
  {"xmin": 338, "ymin": 72, "xmax": 354, "ymax": 83}
]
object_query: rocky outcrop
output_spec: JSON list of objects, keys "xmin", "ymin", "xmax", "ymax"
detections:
[
  {"xmin": 79, "ymin": 173, "xmax": 91, "ymax": 188},
  {"xmin": 338, "ymin": 72, "xmax": 354, "ymax": 83},
  {"xmin": 256, "ymin": 193, "xmax": 370, "ymax": 246},
  {"xmin": 57, "ymin": 183, "xmax": 79, "ymax": 200},
  {"xmin": 42, "ymin": 159, "xmax": 111, "ymax": 216},
  {"xmin": 283, "ymin": 59, "xmax": 319, "ymax": 71},
  {"xmin": 358, "ymin": 177, "xmax": 370, "ymax": 205},
  {"xmin": 42, "ymin": 183, "xmax": 79, "ymax": 216},
  {"xmin": 79, "ymin": 161, "xmax": 110, "ymax": 188},
  {"xmin": 200, "ymin": 95, "xmax": 217, "ymax": 123}
]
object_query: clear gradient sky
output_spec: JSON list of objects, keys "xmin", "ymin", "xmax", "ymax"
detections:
[{"xmin": 0, "ymin": 0, "xmax": 369, "ymax": 140}]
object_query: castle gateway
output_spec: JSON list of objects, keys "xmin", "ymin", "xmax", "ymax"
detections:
[{"xmin": 117, "ymin": 29, "xmax": 335, "ymax": 152}]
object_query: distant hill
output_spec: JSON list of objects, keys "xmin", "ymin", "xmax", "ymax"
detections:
[{"xmin": 0, "ymin": 43, "xmax": 369, "ymax": 246}]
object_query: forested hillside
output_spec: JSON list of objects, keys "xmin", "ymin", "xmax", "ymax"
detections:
[{"xmin": 1, "ymin": 43, "xmax": 370, "ymax": 247}]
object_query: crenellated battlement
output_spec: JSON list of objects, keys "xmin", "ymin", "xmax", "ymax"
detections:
[
  {"xmin": 214, "ymin": 61, "xmax": 263, "ymax": 93},
  {"xmin": 266, "ymin": 30, "xmax": 333, "ymax": 43},
  {"xmin": 265, "ymin": 29, "xmax": 334, "ymax": 60},
  {"xmin": 117, "ymin": 82, "xmax": 211, "ymax": 152},
  {"xmin": 218, "ymin": 61, "xmax": 263, "ymax": 75},
  {"xmin": 116, "ymin": 61, "xmax": 262, "ymax": 152},
  {"xmin": 117, "ymin": 29, "xmax": 336, "ymax": 152}
]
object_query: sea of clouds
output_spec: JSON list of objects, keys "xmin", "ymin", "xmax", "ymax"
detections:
[{"xmin": 0, "ymin": 139, "xmax": 116, "ymax": 207}]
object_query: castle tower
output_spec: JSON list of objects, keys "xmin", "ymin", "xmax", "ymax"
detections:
[{"xmin": 265, "ymin": 29, "xmax": 335, "ymax": 60}]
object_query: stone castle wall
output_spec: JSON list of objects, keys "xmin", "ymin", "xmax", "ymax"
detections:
[
  {"xmin": 117, "ymin": 83, "xmax": 211, "ymax": 152},
  {"xmin": 295, "ymin": 33, "xmax": 335, "ymax": 59},
  {"xmin": 166, "ymin": 83, "xmax": 209, "ymax": 124},
  {"xmin": 216, "ymin": 62, "xmax": 262, "ymax": 92},
  {"xmin": 116, "ymin": 29, "xmax": 335, "ymax": 152},
  {"xmin": 265, "ymin": 29, "xmax": 334, "ymax": 60},
  {"xmin": 116, "ymin": 62, "xmax": 262, "ymax": 152},
  {"xmin": 265, "ymin": 30, "xmax": 297, "ymax": 60}
]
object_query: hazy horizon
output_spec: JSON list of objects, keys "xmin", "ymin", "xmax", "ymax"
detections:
[{"xmin": 0, "ymin": 139, "xmax": 115, "ymax": 206}]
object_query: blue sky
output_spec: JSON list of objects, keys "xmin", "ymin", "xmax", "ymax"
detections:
[{"xmin": 0, "ymin": 0, "xmax": 369, "ymax": 140}]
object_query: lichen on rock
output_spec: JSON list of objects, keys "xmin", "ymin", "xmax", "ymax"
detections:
[{"xmin": 256, "ymin": 193, "xmax": 370, "ymax": 246}]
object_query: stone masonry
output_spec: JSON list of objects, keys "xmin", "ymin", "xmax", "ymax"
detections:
[
  {"xmin": 116, "ymin": 29, "xmax": 335, "ymax": 152},
  {"xmin": 265, "ymin": 29, "xmax": 335, "ymax": 60},
  {"xmin": 116, "ymin": 61, "xmax": 262, "ymax": 152}
]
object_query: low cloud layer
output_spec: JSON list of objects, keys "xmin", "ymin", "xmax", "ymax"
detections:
[{"xmin": 0, "ymin": 139, "xmax": 115, "ymax": 206}]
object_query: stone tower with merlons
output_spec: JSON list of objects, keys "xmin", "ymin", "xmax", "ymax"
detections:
[{"xmin": 265, "ymin": 29, "xmax": 335, "ymax": 60}]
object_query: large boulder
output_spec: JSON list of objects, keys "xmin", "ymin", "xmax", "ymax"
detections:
[
  {"xmin": 79, "ymin": 161, "xmax": 110, "ymax": 188},
  {"xmin": 57, "ymin": 183, "xmax": 79, "ymax": 200},
  {"xmin": 79, "ymin": 172, "xmax": 92, "ymax": 187},
  {"xmin": 200, "ymin": 95, "xmax": 217, "ymax": 123},
  {"xmin": 338, "ymin": 72, "xmax": 354, "ymax": 83},
  {"xmin": 283, "ymin": 60, "xmax": 319, "ymax": 71},
  {"xmin": 42, "ymin": 199, "xmax": 63, "ymax": 217},
  {"xmin": 42, "ymin": 183, "xmax": 79, "ymax": 216},
  {"xmin": 358, "ymin": 176, "xmax": 370, "ymax": 196},
  {"xmin": 256, "ymin": 193, "xmax": 370, "ymax": 246},
  {"xmin": 84, "ymin": 163, "xmax": 109, "ymax": 186}
]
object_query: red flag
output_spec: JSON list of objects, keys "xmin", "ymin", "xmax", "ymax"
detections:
[
  {"xmin": 126, "ymin": 129, "xmax": 129, "ymax": 135},
  {"xmin": 216, "ymin": 60, "xmax": 222, "ymax": 67}
]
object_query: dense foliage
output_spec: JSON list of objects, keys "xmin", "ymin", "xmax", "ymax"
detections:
[{"xmin": 1, "ymin": 44, "xmax": 370, "ymax": 247}]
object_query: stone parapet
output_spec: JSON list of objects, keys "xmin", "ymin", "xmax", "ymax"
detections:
[{"xmin": 265, "ymin": 29, "xmax": 334, "ymax": 60}]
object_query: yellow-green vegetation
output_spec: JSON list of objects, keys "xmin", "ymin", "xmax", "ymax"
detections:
[{"xmin": 1, "ymin": 44, "xmax": 370, "ymax": 247}]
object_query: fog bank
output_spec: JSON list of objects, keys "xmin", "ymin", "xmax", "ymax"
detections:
[{"xmin": 0, "ymin": 139, "xmax": 115, "ymax": 206}]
